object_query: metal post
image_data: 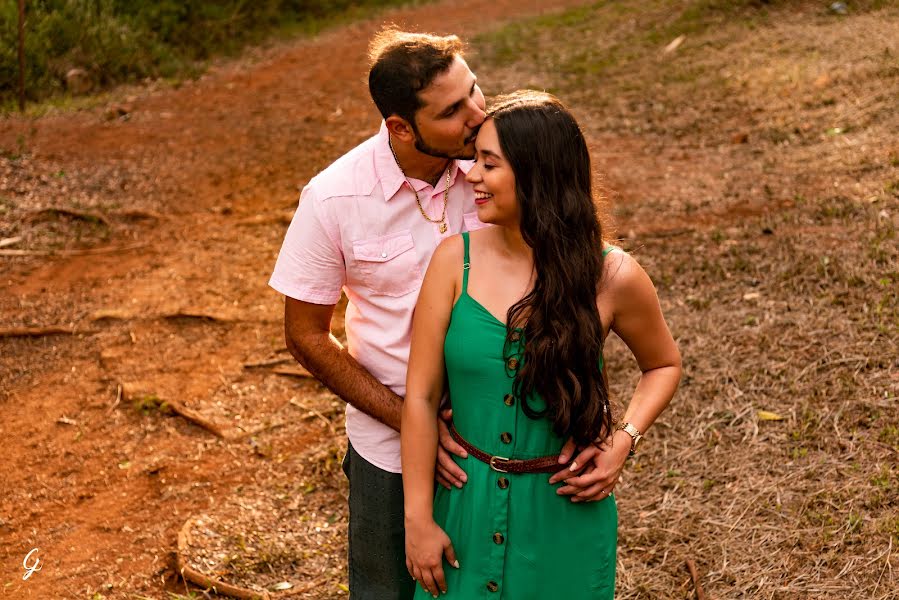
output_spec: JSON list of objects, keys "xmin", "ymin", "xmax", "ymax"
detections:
[{"xmin": 18, "ymin": 0, "xmax": 26, "ymax": 111}]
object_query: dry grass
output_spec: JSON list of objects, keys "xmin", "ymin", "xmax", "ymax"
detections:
[
  {"xmin": 470, "ymin": 1, "xmax": 898, "ymax": 598},
  {"xmin": 175, "ymin": 2, "xmax": 898, "ymax": 598}
]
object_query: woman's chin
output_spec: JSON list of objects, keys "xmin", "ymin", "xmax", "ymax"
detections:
[{"xmin": 475, "ymin": 203, "xmax": 496, "ymax": 223}]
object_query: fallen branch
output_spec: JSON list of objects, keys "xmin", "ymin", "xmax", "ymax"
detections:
[
  {"xmin": 242, "ymin": 357, "xmax": 295, "ymax": 369},
  {"xmin": 0, "ymin": 242, "xmax": 147, "ymax": 257},
  {"xmin": 122, "ymin": 382, "xmax": 235, "ymax": 440},
  {"xmin": 28, "ymin": 207, "xmax": 111, "ymax": 227},
  {"xmin": 235, "ymin": 212, "xmax": 293, "ymax": 226},
  {"xmin": 0, "ymin": 326, "xmax": 74, "ymax": 338},
  {"xmin": 107, "ymin": 384, "xmax": 122, "ymax": 416},
  {"xmin": 686, "ymin": 558, "xmax": 708, "ymax": 600},
  {"xmin": 177, "ymin": 516, "xmax": 272, "ymax": 600},
  {"xmin": 0, "ymin": 236, "xmax": 22, "ymax": 248},
  {"xmin": 113, "ymin": 208, "xmax": 165, "ymax": 221},
  {"xmin": 167, "ymin": 399, "xmax": 235, "ymax": 440},
  {"xmin": 271, "ymin": 366, "xmax": 314, "ymax": 379}
]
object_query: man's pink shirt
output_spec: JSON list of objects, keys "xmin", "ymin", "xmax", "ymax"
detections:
[{"xmin": 270, "ymin": 123, "xmax": 486, "ymax": 473}]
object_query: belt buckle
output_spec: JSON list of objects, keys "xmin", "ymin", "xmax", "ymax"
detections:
[{"xmin": 489, "ymin": 455, "xmax": 511, "ymax": 473}]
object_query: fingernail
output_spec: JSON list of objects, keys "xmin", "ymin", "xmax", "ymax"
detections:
[
  {"xmin": 461, "ymin": 451, "xmax": 468, "ymax": 458},
  {"xmin": 453, "ymin": 560, "xmax": 460, "ymax": 568},
  {"xmin": 558, "ymin": 455, "xmax": 567, "ymax": 464},
  {"xmin": 569, "ymin": 461, "xmax": 578, "ymax": 471},
  {"xmin": 455, "ymin": 481, "xmax": 463, "ymax": 489},
  {"xmin": 461, "ymin": 474, "xmax": 467, "ymax": 482}
]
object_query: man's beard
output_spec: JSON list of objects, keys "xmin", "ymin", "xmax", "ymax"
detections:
[{"xmin": 412, "ymin": 126, "xmax": 478, "ymax": 161}]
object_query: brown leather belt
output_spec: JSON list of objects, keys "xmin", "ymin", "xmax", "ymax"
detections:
[{"xmin": 449, "ymin": 422, "xmax": 567, "ymax": 474}]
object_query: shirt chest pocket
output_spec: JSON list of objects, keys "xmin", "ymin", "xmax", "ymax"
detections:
[{"xmin": 352, "ymin": 230, "xmax": 422, "ymax": 297}]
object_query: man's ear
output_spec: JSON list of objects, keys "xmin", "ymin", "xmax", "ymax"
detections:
[{"xmin": 386, "ymin": 115, "xmax": 415, "ymax": 143}]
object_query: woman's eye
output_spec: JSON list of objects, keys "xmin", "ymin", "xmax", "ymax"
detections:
[{"xmin": 484, "ymin": 164, "xmax": 495, "ymax": 170}]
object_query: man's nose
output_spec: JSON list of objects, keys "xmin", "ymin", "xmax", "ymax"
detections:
[{"xmin": 467, "ymin": 101, "xmax": 486, "ymax": 127}]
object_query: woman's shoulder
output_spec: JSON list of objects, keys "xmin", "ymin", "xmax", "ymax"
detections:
[{"xmin": 600, "ymin": 243, "xmax": 646, "ymax": 295}]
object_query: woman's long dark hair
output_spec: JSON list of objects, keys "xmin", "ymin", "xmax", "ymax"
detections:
[{"xmin": 491, "ymin": 91, "xmax": 612, "ymax": 448}]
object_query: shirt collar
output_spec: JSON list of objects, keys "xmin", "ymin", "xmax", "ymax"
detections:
[{"xmin": 373, "ymin": 121, "xmax": 472, "ymax": 202}]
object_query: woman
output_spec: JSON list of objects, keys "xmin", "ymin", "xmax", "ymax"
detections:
[{"xmin": 401, "ymin": 91, "xmax": 681, "ymax": 599}]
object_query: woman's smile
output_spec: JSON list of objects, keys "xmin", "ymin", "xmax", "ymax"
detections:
[{"xmin": 474, "ymin": 191, "xmax": 493, "ymax": 205}]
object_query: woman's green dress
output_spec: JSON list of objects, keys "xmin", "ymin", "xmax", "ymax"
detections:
[{"xmin": 414, "ymin": 232, "xmax": 617, "ymax": 599}]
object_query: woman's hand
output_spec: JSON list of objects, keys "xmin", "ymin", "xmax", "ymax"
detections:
[
  {"xmin": 405, "ymin": 517, "xmax": 459, "ymax": 597},
  {"xmin": 549, "ymin": 431, "xmax": 631, "ymax": 502}
]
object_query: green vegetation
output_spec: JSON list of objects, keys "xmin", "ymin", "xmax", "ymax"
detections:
[{"xmin": 0, "ymin": 0, "xmax": 428, "ymax": 107}]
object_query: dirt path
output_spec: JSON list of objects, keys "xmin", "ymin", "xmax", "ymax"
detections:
[{"xmin": 0, "ymin": 1, "xmax": 598, "ymax": 597}]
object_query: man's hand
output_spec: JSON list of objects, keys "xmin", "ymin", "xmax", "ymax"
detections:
[
  {"xmin": 549, "ymin": 433, "xmax": 629, "ymax": 502},
  {"xmin": 436, "ymin": 408, "xmax": 468, "ymax": 489}
]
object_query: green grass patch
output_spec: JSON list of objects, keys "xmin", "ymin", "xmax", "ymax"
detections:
[{"xmin": 0, "ymin": 0, "xmax": 433, "ymax": 109}]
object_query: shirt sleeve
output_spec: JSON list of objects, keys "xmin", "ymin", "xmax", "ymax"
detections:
[{"xmin": 269, "ymin": 185, "xmax": 346, "ymax": 305}]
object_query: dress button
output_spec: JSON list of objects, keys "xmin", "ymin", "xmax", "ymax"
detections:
[
  {"xmin": 506, "ymin": 357, "xmax": 519, "ymax": 370},
  {"xmin": 486, "ymin": 581, "xmax": 499, "ymax": 592},
  {"xmin": 503, "ymin": 394, "xmax": 514, "ymax": 406},
  {"xmin": 493, "ymin": 532, "xmax": 505, "ymax": 544},
  {"xmin": 510, "ymin": 330, "xmax": 521, "ymax": 342},
  {"xmin": 497, "ymin": 477, "xmax": 509, "ymax": 489},
  {"xmin": 500, "ymin": 432, "xmax": 512, "ymax": 444}
]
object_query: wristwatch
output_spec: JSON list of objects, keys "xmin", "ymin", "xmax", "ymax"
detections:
[{"xmin": 616, "ymin": 422, "xmax": 643, "ymax": 456}]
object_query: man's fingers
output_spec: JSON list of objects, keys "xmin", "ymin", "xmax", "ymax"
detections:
[
  {"xmin": 437, "ymin": 447, "xmax": 467, "ymax": 486},
  {"xmin": 437, "ymin": 419, "xmax": 468, "ymax": 458},
  {"xmin": 436, "ymin": 474, "xmax": 453, "ymax": 490}
]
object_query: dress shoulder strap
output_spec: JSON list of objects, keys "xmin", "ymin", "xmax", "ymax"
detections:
[
  {"xmin": 461, "ymin": 232, "xmax": 471, "ymax": 292},
  {"xmin": 602, "ymin": 244, "xmax": 621, "ymax": 258}
]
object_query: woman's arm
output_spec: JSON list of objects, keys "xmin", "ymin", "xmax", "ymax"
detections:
[
  {"xmin": 555, "ymin": 251, "xmax": 682, "ymax": 501},
  {"xmin": 402, "ymin": 236, "xmax": 462, "ymax": 596}
]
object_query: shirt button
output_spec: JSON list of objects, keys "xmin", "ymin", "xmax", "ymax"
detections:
[
  {"xmin": 500, "ymin": 432, "xmax": 512, "ymax": 444},
  {"xmin": 381, "ymin": 251, "xmax": 387, "ymax": 258},
  {"xmin": 503, "ymin": 394, "xmax": 514, "ymax": 406},
  {"xmin": 497, "ymin": 477, "xmax": 509, "ymax": 489},
  {"xmin": 493, "ymin": 532, "xmax": 505, "ymax": 545},
  {"xmin": 486, "ymin": 581, "xmax": 499, "ymax": 592},
  {"xmin": 506, "ymin": 357, "xmax": 519, "ymax": 370}
]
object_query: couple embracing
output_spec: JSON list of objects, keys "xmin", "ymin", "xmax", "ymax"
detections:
[{"xmin": 270, "ymin": 28, "xmax": 681, "ymax": 599}]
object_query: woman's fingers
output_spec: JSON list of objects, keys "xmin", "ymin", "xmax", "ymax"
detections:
[
  {"xmin": 444, "ymin": 540, "xmax": 460, "ymax": 570},
  {"xmin": 572, "ymin": 481, "xmax": 612, "ymax": 502},
  {"xmin": 559, "ymin": 467, "xmax": 605, "ymax": 490},
  {"xmin": 570, "ymin": 445, "xmax": 600, "ymax": 471},
  {"xmin": 419, "ymin": 566, "xmax": 440, "ymax": 597},
  {"xmin": 557, "ymin": 436, "xmax": 578, "ymax": 464}
]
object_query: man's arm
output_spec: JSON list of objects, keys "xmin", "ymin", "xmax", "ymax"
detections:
[{"xmin": 285, "ymin": 297, "xmax": 403, "ymax": 430}]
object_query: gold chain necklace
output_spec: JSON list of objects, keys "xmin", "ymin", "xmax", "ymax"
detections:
[{"xmin": 389, "ymin": 138, "xmax": 451, "ymax": 234}]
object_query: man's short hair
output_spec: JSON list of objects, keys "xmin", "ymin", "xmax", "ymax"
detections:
[{"xmin": 368, "ymin": 28, "xmax": 464, "ymax": 128}]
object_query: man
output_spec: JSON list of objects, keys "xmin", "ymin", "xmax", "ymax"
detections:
[{"xmin": 269, "ymin": 29, "xmax": 486, "ymax": 599}]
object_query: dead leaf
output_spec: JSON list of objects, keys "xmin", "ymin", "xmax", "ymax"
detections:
[
  {"xmin": 663, "ymin": 35, "xmax": 686, "ymax": 54},
  {"xmin": 757, "ymin": 410, "xmax": 785, "ymax": 421}
]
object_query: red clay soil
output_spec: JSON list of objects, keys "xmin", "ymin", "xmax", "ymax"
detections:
[{"xmin": 0, "ymin": 1, "xmax": 601, "ymax": 598}]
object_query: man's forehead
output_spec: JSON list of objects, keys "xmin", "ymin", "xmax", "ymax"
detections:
[{"xmin": 418, "ymin": 57, "xmax": 475, "ymax": 113}]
